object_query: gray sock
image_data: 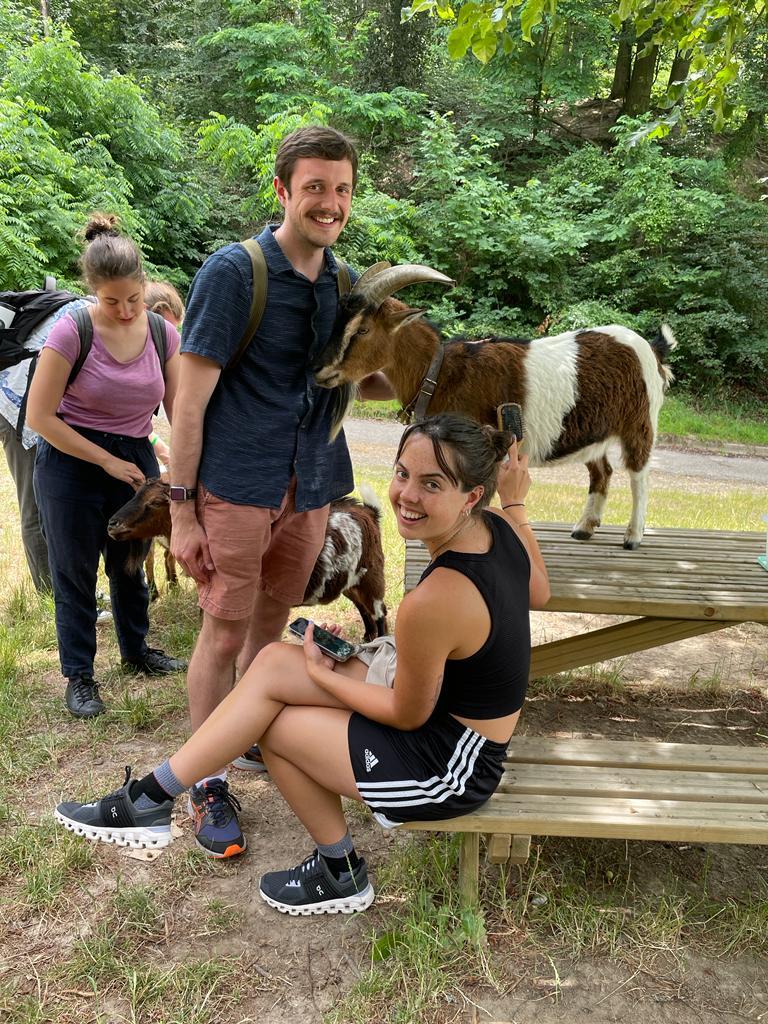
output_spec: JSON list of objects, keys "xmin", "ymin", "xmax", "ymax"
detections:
[
  {"xmin": 317, "ymin": 832, "xmax": 355, "ymax": 860},
  {"xmin": 153, "ymin": 759, "xmax": 187, "ymax": 798}
]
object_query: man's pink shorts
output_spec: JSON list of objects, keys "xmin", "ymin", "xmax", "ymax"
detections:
[{"xmin": 195, "ymin": 478, "xmax": 329, "ymax": 620}]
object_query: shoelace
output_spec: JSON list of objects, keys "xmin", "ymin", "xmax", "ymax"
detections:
[
  {"xmin": 286, "ymin": 851, "xmax": 321, "ymax": 884},
  {"xmin": 70, "ymin": 676, "xmax": 100, "ymax": 702},
  {"xmin": 201, "ymin": 781, "xmax": 242, "ymax": 826}
]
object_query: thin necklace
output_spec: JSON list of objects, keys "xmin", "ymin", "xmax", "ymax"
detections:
[{"xmin": 428, "ymin": 515, "xmax": 472, "ymax": 563}]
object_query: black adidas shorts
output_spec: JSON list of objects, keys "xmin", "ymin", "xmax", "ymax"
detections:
[{"xmin": 348, "ymin": 711, "xmax": 507, "ymax": 828}]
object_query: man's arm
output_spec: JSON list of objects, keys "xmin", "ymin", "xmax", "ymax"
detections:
[{"xmin": 169, "ymin": 353, "xmax": 222, "ymax": 582}]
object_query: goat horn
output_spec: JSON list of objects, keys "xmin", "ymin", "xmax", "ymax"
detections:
[
  {"xmin": 353, "ymin": 261, "xmax": 392, "ymax": 290},
  {"xmin": 351, "ymin": 264, "xmax": 455, "ymax": 308}
]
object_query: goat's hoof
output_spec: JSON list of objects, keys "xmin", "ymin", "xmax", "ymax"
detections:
[
  {"xmin": 148, "ymin": 589, "xmax": 159, "ymax": 602},
  {"xmin": 623, "ymin": 539, "xmax": 641, "ymax": 550},
  {"xmin": 571, "ymin": 530, "xmax": 593, "ymax": 541}
]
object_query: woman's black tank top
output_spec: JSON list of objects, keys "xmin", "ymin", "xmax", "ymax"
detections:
[{"xmin": 419, "ymin": 510, "xmax": 531, "ymax": 718}]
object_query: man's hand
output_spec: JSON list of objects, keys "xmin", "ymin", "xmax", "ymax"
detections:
[{"xmin": 171, "ymin": 507, "xmax": 214, "ymax": 582}]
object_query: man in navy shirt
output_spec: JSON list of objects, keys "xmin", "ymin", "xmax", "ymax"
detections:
[{"xmin": 169, "ymin": 126, "xmax": 391, "ymax": 857}]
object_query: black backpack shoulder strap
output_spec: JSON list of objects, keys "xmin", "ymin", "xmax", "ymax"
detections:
[
  {"xmin": 146, "ymin": 310, "xmax": 167, "ymax": 376},
  {"xmin": 227, "ymin": 238, "xmax": 267, "ymax": 370},
  {"xmin": 68, "ymin": 306, "xmax": 93, "ymax": 387}
]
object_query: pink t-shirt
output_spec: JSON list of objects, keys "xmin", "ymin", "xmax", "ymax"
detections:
[{"xmin": 43, "ymin": 313, "xmax": 180, "ymax": 437}]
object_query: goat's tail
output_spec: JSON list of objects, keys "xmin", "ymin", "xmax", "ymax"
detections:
[
  {"xmin": 357, "ymin": 482, "xmax": 382, "ymax": 520},
  {"xmin": 329, "ymin": 382, "xmax": 358, "ymax": 441},
  {"xmin": 651, "ymin": 323, "xmax": 677, "ymax": 389}
]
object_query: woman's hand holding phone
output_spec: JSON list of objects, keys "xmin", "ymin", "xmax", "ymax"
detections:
[{"xmin": 303, "ymin": 621, "xmax": 339, "ymax": 672}]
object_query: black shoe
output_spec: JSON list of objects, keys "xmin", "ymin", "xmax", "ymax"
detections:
[
  {"xmin": 122, "ymin": 647, "xmax": 187, "ymax": 676},
  {"xmin": 65, "ymin": 675, "xmax": 106, "ymax": 718},
  {"xmin": 56, "ymin": 767, "xmax": 173, "ymax": 850},
  {"xmin": 259, "ymin": 850, "xmax": 374, "ymax": 916}
]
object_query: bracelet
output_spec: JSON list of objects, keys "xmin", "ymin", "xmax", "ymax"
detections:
[
  {"xmin": 514, "ymin": 521, "xmax": 531, "ymax": 527},
  {"xmin": 149, "ymin": 433, "xmax": 159, "ymax": 446},
  {"xmin": 502, "ymin": 502, "xmax": 525, "ymax": 509}
]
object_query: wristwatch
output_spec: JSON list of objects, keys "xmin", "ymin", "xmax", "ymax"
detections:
[{"xmin": 169, "ymin": 485, "xmax": 198, "ymax": 502}]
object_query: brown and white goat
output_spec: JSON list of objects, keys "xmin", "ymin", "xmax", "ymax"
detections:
[
  {"xmin": 108, "ymin": 478, "xmax": 389, "ymax": 640},
  {"xmin": 315, "ymin": 265, "xmax": 676, "ymax": 549}
]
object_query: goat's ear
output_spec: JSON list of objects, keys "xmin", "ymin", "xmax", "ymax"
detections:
[{"xmin": 387, "ymin": 307, "xmax": 426, "ymax": 333}]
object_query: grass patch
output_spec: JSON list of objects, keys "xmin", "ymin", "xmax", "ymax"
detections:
[{"xmin": 660, "ymin": 391, "xmax": 768, "ymax": 447}]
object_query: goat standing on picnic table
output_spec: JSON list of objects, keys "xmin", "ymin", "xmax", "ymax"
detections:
[
  {"xmin": 108, "ymin": 478, "xmax": 388, "ymax": 641},
  {"xmin": 313, "ymin": 264, "xmax": 677, "ymax": 549}
]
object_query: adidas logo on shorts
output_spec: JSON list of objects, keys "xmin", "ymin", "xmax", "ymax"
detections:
[{"xmin": 364, "ymin": 748, "xmax": 379, "ymax": 773}]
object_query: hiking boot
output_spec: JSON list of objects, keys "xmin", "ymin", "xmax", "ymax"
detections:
[
  {"xmin": 55, "ymin": 767, "xmax": 173, "ymax": 850},
  {"xmin": 187, "ymin": 779, "xmax": 246, "ymax": 859},
  {"xmin": 65, "ymin": 675, "xmax": 106, "ymax": 718},
  {"xmin": 232, "ymin": 744, "xmax": 269, "ymax": 773},
  {"xmin": 122, "ymin": 647, "xmax": 187, "ymax": 676},
  {"xmin": 259, "ymin": 850, "xmax": 374, "ymax": 916}
]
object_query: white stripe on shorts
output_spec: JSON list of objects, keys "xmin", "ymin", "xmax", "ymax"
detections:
[{"xmin": 357, "ymin": 727, "xmax": 486, "ymax": 809}]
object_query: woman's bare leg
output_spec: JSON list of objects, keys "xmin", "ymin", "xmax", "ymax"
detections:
[
  {"xmin": 168, "ymin": 642, "xmax": 367, "ymax": 788},
  {"xmin": 259, "ymin": 706, "xmax": 360, "ymax": 845}
]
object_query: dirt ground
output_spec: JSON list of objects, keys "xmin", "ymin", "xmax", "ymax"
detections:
[{"xmin": 18, "ymin": 652, "xmax": 765, "ymax": 1024}]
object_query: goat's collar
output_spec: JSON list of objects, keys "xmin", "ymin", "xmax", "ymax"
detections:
[{"xmin": 397, "ymin": 344, "xmax": 446, "ymax": 425}]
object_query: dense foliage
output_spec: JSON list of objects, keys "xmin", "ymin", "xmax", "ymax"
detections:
[{"xmin": 2, "ymin": 0, "xmax": 768, "ymax": 396}]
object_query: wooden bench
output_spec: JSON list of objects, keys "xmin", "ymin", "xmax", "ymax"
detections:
[
  {"xmin": 402, "ymin": 737, "xmax": 768, "ymax": 904},
  {"xmin": 402, "ymin": 524, "xmax": 768, "ymax": 903}
]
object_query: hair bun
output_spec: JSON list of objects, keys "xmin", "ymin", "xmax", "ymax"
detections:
[
  {"xmin": 480, "ymin": 423, "xmax": 509, "ymax": 460},
  {"xmin": 83, "ymin": 212, "xmax": 120, "ymax": 243}
]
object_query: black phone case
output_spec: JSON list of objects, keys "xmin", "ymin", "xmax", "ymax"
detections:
[{"xmin": 498, "ymin": 403, "xmax": 524, "ymax": 440}]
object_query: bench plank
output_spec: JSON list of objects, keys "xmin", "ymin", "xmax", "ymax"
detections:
[
  {"xmin": 497, "ymin": 765, "xmax": 768, "ymax": 803},
  {"xmin": 405, "ymin": 795, "xmax": 768, "ymax": 845},
  {"xmin": 504, "ymin": 737, "xmax": 768, "ymax": 772}
]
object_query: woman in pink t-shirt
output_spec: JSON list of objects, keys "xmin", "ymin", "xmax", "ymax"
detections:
[{"xmin": 27, "ymin": 213, "xmax": 186, "ymax": 719}]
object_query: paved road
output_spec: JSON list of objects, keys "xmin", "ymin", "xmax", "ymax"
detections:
[{"xmin": 344, "ymin": 417, "xmax": 768, "ymax": 490}]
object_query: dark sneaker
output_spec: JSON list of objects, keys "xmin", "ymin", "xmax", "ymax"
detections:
[
  {"xmin": 259, "ymin": 850, "xmax": 374, "ymax": 916},
  {"xmin": 232, "ymin": 744, "xmax": 269, "ymax": 773},
  {"xmin": 122, "ymin": 647, "xmax": 188, "ymax": 676},
  {"xmin": 55, "ymin": 767, "xmax": 173, "ymax": 850},
  {"xmin": 188, "ymin": 779, "xmax": 246, "ymax": 859},
  {"xmin": 65, "ymin": 675, "xmax": 106, "ymax": 718}
]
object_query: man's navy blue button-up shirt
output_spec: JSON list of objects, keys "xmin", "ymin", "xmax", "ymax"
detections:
[{"xmin": 181, "ymin": 226, "xmax": 355, "ymax": 510}]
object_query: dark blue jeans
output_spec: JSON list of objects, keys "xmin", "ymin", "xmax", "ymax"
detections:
[{"xmin": 33, "ymin": 428, "xmax": 159, "ymax": 679}]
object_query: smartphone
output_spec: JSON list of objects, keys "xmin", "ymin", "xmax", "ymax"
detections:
[
  {"xmin": 497, "ymin": 402, "xmax": 524, "ymax": 443},
  {"xmin": 288, "ymin": 617, "xmax": 359, "ymax": 662}
]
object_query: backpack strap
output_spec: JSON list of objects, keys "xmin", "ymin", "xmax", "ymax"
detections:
[
  {"xmin": 228, "ymin": 238, "xmax": 268, "ymax": 370},
  {"xmin": 69, "ymin": 306, "xmax": 93, "ymax": 387},
  {"xmin": 228, "ymin": 239, "xmax": 352, "ymax": 370},
  {"xmin": 336, "ymin": 261, "xmax": 352, "ymax": 297},
  {"xmin": 146, "ymin": 310, "xmax": 167, "ymax": 374}
]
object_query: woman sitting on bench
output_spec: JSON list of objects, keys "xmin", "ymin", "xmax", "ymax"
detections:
[{"xmin": 55, "ymin": 413, "xmax": 550, "ymax": 916}]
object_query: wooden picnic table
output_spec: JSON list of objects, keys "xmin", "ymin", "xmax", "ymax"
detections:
[{"xmin": 404, "ymin": 523, "xmax": 768, "ymax": 678}]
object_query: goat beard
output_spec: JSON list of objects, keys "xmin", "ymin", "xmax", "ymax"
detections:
[{"xmin": 328, "ymin": 382, "xmax": 358, "ymax": 441}]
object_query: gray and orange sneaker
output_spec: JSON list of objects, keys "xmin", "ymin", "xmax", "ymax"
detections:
[{"xmin": 188, "ymin": 779, "xmax": 246, "ymax": 859}]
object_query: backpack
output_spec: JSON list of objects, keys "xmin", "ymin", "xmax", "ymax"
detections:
[
  {"xmin": 0, "ymin": 279, "xmax": 82, "ymax": 370},
  {"xmin": 228, "ymin": 238, "xmax": 352, "ymax": 369},
  {"xmin": 1, "ymin": 278, "xmax": 168, "ymax": 441}
]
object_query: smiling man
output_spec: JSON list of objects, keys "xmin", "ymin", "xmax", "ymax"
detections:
[{"xmin": 168, "ymin": 126, "xmax": 392, "ymax": 858}]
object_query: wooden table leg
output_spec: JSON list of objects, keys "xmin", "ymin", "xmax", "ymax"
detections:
[
  {"xmin": 530, "ymin": 616, "xmax": 735, "ymax": 678},
  {"xmin": 459, "ymin": 832, "xmax": 480, "ymax": 906}
]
